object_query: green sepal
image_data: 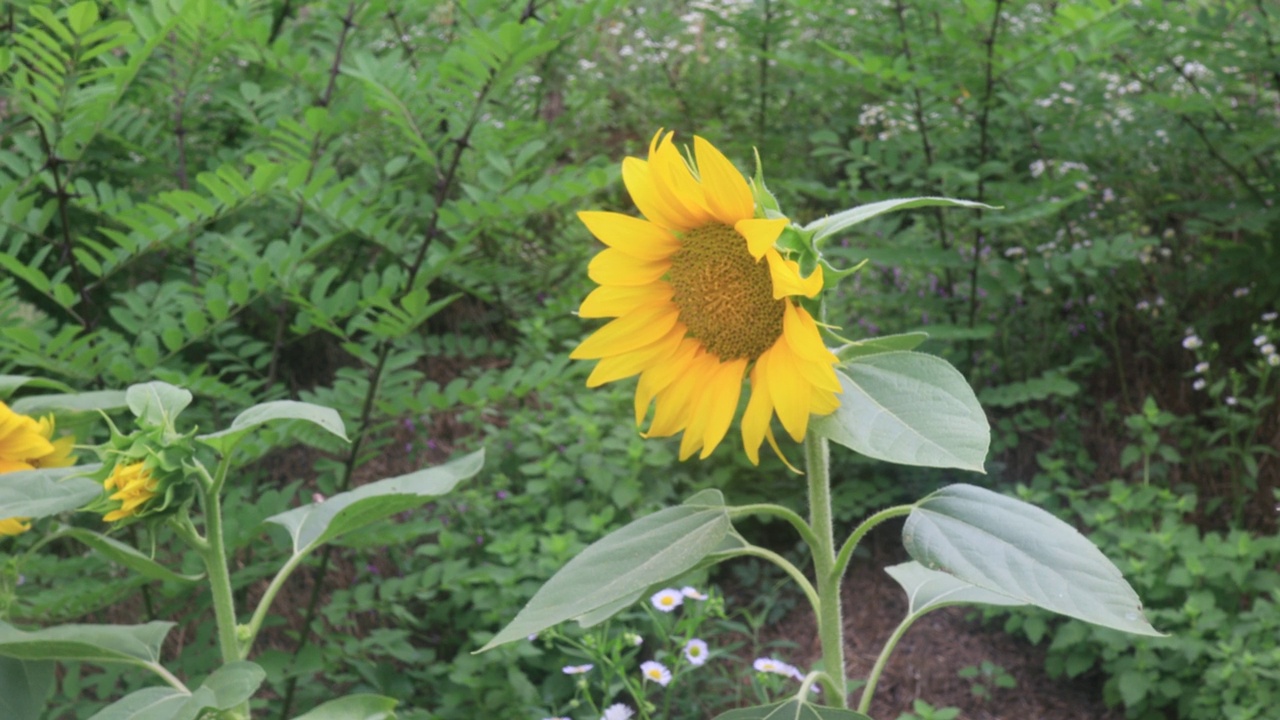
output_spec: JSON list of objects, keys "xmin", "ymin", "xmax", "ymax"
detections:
[{"xmin": 750, "ymin": 147, "xmax": 782, "ymax": 216}]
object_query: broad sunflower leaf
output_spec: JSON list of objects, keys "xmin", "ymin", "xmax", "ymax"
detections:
[
  {"xmin": 197, "ymin": 400, "xmax": 349, "ymax": 454},
  {"xmin": 903, "ymin": 484, "xmax": 1162, "ymax": 636},
  {"xmin": 0, "ymin": 466, "xmax": 103, "ymax": 519},
  {"xmin": 192, "ymin": 661, "xmax": 265, "ymax": 711},
  {"xmin": 10, "ymin": 390, "xmax": 127, "ymax": 416},
  {"xmin": 812, "ymin": 351, "xmax": 989, "ymax": 472},
  {"xmin": 54, "ymin": 526, "xmax": 203, "ymax": 583},
  {"xmin": 0, "ymin": 621, "xmax": 174, "ymax": 664},
  {"xmin": 266, "ymin": 450, "xmax": 483, "ymax": 556},
  {"xmin": 289, "ymin": 694, "xmax": 397, "ymax": 720},
  {"xmin": 0, "ymin": 658, "xmax": 53, "ymax": 720},
  {"xmin": 85, "ymin": 687, "xmax": 188, "ymax": 720},
  {"xmin": 479, "ymin": 490, "xmax": 732, "ymax": 651},
  {"xmin": 714, "ymin": 699, "xmax": 872, "ymax": 720},
  {"xmin": 126, "ymin": 382, "xmax": 192, "ymax": 429},
  {"xmin": 884, "ymin": 561, "xmax": 1026, "ymax": 615},
  {"xmin": 804, "ymin": 196, "xmax": 997, "ymax": 245}
]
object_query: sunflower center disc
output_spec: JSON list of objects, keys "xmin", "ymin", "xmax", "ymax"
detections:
[{"xmin": 667, "ymin": 223, "xmax": 784, "ymax": 361}]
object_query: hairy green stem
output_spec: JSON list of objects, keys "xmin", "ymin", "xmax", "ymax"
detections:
[
  {"xmin": 240, "ymin": 547, "xmax": 311, "ymax": 658},
  {"xmin": 832, "ymin": 504, "xmax": 914, "ymax": 582},
  {"xmin": 805, "ymin": 432, "xmax": 846, "ymax": 706},
  {"xmin": 728, "ymin": 503, "xmax": 821, "ymax": 551},
  {"xmin": 858, "ymin": 611, "xmax": 921, "ymax": 714},
  {"xmin": 199, "ymin": 483, "xmax": 241, "ymax": 666},
  {"xmin": 733, "ymin": 545, "xmax": 819, "ymax": 611}
]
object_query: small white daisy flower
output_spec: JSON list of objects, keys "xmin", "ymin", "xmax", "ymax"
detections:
[
  {"xmin": 1182, "ymin": 335, "xmax": 1203, "ymax": 350},
  {"xmin": 650, "ymin": 588, "xmax": 684, "ymax": 612},
  {"xmin": 681, "ymin": 586, "xmax": 708, "ymax": 600},
  {"xmin": 1255, "ymin": 335, "xmax": 1269, "ymax": 347},
  {"xmin": 562, "ymin": 664, "xmax": 594, "ymax": 675},
  {"xmin": 1193, "ymin": 378, "xmax": 1207, "ymax": 391},
  {"xmin": 753, "ymin": 657, "xmax": 799, "ymax": 678},
  {"xmin": 602, "ymin": 703, "xmax": 635, "ymax": 720},
  {"xmin": 1194, "ymin": 362, "xmax": 1209, "ymax": 373},
  {"xmin": 1234, "ymin": 287, "xmax": 1251, "ymax": 297},
  {"xmin": 640, "ymin": 660, "xmax": 672, "ymax": 686},
  {"xmin": 1268, "ymin": 354, "xmax": 1279, "ymax": 367},
  {"xmin": 1262, "ymin": 344, "xmax": 1276, "ymax": 357},
  {"xmin": 1263, "ymin": 312, "xmax": 1278, "ymax": 322},
  {"xmin": 1225, "ymin": 396, "xmax": 1238, "ymax": 406},
  {"xmin": 684, "ymin": 638, "xmax": 709, "ymax": 666}
]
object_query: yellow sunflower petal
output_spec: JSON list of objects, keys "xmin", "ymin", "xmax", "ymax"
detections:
[
  {"xmin": 698, "ymin": 358, "xmax": 747, "ymax": 459},
  {"xmin": 634, "ymin": 339, "xmax": 701, "ymax": 424},
  {"xmin": 693, "ymin": 136, "xmax": 755, "ymax": 225},
  {"xmin": 622, "ymin": 157, "xmax": 701, "ymax": 232},
  {"xmin": 649, "ymin": 352, "xmax": 716, "ymax": 439},
  {"xmin": 571, "ymin": 304, "xmax": 680, "ymax": 360},
  {"xmin": 763, "ymin": 341, "xmax": 811, "ymax": 442},
  {"xmin": 586, "ymin": 323, "xmax": 686, "ymax": 388},
  {"xmin": 650, "ymin": 134, "xmax": 714, "ymax": 227},
  {"xmin": 765, "ymin": 251, "xmax": 824, "ymax": 299},
  {"xmin": 579, "ymin": 283, "xmax": 674, "ymax": 319},
  {"xmin": 0, "ymin": 459, "xmax": 34, "ymax": 473},
  {"xmin": 735, "ymin": 218, "xmax": 789, "ymax": 260},
  {"xmin": 0, "ymin": 517, "xmax": 30, "ymax": 536},
  {"xmin": 783, "ymin": 303, "xmax": 838, "ymax": 363},
  {"xmin": 740, "ymin": 363, "xmax": 774, "ymax": 465},
  {"xmin": 588, "ymin": 248, "xmax": 671, "ymax": 287},
  {"xmin": 578, "ymin": 211, "xmax": 681, "ymax": 261}
]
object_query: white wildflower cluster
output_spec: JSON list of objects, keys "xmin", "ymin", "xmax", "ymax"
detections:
[
  {"xmin": 1182, "ymin": 332, "xmax": 1203, "ymax": 351},
  {"xmin": 856, "ymin": 101, "xmax": 917, "ymax": 141}
]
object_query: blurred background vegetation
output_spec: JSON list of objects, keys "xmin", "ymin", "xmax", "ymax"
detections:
[{"xmin": 0, "ymin": 0, "xmax": 1277, "ymax": 718}]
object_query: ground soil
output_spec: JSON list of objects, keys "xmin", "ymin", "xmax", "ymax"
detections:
[{"xmin": 761, "ymin": 523, "xmax": 1123, "ymax": 720}]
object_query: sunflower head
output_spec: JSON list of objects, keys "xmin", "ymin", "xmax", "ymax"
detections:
[
  {"xmin": 84, "ymin": 421, "xmax": 197, "ymax": 526},
  {"xmin": 0, "ymin": 402, "xmax": 78, "ymax": 536},
  {"xmin": 572, "ymin": 131, "xmax": 840, "ymax": 465}
]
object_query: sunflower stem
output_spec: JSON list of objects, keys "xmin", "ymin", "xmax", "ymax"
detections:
[{"xmin": 805, "ymin": 432, "xmax": 847, "ymax": 706}]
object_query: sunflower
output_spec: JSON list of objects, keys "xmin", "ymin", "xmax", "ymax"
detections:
[
  {"xmin": 101, "ymin": 461, "xmax": 160, "ymax": 523},
  {"xmin": 570, "ymin": 131, "xmax": 840, "ymax": 464},
  {"xmin": 0, "ymin": 401, "xmax": 77, "ymax": 536}
]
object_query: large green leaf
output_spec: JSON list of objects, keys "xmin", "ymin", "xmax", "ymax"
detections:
[
  {"xmin": 803, "ymin": 196, "xmax": 996, "ymax": 245},
  {"xmin": 83, "ymin": 663, "xmax": 264, "ymax": 720},
  {"xmin": 197, "ymin": 400, "xmax": 349, "ymax": 454},
  {"xmin": 193, "ymin": 661, "xmax": 265, "ymax": 711},
  {"xmin": 10, "ymin": 391, "xmax": 127, "ymax": 416},
  {"xmin": 290, "ymin": 694, "xmax": 397, "ymax": 720},
  {"xmin": 86, "ymin": 688, "xmax": 188, "ymax": 720},
  {"xmin": 714, "ymin": 699, "xmax": 872, "ymax": 720},
  {"xmin": 0, "ymin": 658, "xmax": 53, "ymax": 720},
  {"xmin": 126, "ymin": 382, "xmax": 192, "ymax": 429},
  {"xmin": 479, "ymin": 489, "xmax": 732, "ymax": 651},
  {"xmin": 0, "ymin": 376, "xmax": 74, "ymax": 399},
  {"xmin": 811, "ymin": 352, "xmax": 989, "ymax": 472},
  {"xmin": 55, "ymin": 526, "xmax": 203, "ymax": 583},
  {"xmin": 884, "ymin": 561, "xmax": 1026, "ymax": 615},
  {"xmin": 0, "ymin": 466, "xmax": 103, "ymax": 519},
  {"xmin": 266, "ymin": 449, "xmax": 484, "ymax": 555},
  {"xmin": 902, "ymin": 484, "xmax": 1162, "ymax": 636},
  {"xmin": 0, "ymin": 621, "xmax": 174, "ymax": 664}
]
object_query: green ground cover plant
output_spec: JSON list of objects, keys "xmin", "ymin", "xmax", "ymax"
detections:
[{"xmin": 1, "ymin": 1, "xmax": 1277, "ymax": 719}]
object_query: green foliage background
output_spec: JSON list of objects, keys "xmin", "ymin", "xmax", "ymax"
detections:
[{"xmin": 1, "ymin": 0, "xmax": 1277, "ymax": 718}]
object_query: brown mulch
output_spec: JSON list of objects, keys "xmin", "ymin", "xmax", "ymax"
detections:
[{"xmin": 761, "ymin": 523, "xmax": 1122, "ymax": 720}]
